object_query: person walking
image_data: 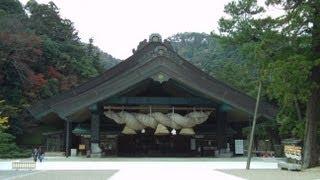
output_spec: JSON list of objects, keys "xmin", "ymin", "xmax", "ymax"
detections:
[
  {"xmin": 37, "ymin": 147, "xmax": 45, "ymax": 162},
  {"xmin": 32, "ymin": 148, "xmax": 38, "ymax": 162}
]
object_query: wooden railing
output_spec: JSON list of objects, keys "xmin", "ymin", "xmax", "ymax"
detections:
[{"xmin": 12, "ymin": 161, "xmax": 36, "ymax": 170}]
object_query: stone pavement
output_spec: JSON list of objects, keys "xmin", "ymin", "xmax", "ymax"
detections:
[
  {"xmin": 1, "ymin": 170, "xmax": 118, "ymax": 180},
  {"xmin": 221, "ymin": 168, "xmax": 320, "ymax": 180},
  {"xmin": 0, "ymin": 157, "xmax": 285, "ymax": 180},
  {"xmin": 1, "ymin": 157, "xmax": 279, "ymax": 170}
]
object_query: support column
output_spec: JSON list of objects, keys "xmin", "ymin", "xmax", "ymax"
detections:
[
  {"xmin": 65, "ymin": 120, "xmax": 72, "ymax": 157},
  {"xmin": 89, "ymin": 104, "xmax": 102, "ymax": 157},
  {"xmin": 216, "ymin": 105, "xmax": 228, "ymax": 151}
]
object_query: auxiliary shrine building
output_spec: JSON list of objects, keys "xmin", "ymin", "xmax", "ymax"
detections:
[{"xmin": 28, "ymin": 34, "xmax": 277, "ymax": 157}]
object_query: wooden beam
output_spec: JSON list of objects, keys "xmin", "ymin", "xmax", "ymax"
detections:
[
  {"xmin": 103, "ymin": 105, "xmax": 215, "ymax": 111},
  {"xmin": 104, "ymin": 97, "xmax": 217, "ymax": 106}
]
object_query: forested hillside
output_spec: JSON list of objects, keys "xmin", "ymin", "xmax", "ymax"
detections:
[
  {"xmin": 169, "ymin": 32, "xmax": 258, "ymax": 97},
  {"xmin": 100, "ymin": 51, "xmax": 120, "ymax": 69},
  {"xmin": 0, "ymin": 0, "xmax": 119, "ymax": 137}
]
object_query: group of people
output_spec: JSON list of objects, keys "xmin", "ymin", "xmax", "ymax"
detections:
[{"xmin": 32, "ymin": 147, "xmax": 45, "ymax": 162}]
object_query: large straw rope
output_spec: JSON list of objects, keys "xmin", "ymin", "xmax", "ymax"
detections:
[
  {"xmin": 118, "ymin": 111, "xmax": 145, "ymax": 130},
  {"xmin": 134, "ymin": 113, "xmax": 158, "ymax": 129},
  {"xmin": 104, "ymin": 110, "xmax": 125, "ymax": 124},
  {"xmin": 186, "ymin": 111, "xmax": 211, "ymax": 125},
  {"xmin": 168, "ymin": 112, "xmax": 195, "ymax": 128},
  {"xmin": 121, "ymin": 126, "xmax": 136, "ymax": 134},
  {"xmin": 179, "ymin": 127, "xmax": 195, "ymax": 135},
  {"xmin": 151, "ymin": 112, "xmax": 172, "ymax": 127},
  {"xmin": 154, "ymin": 124, "xmax": 170, "ymax": 135}
]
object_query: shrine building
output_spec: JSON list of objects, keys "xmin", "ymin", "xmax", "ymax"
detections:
[{"xmin": 28, "ymin": 34, "xmax": 277, "ymax": 157}]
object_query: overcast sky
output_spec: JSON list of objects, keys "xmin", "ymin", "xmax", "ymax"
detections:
[{"xmin": 19, "ymin": 0, "xmax": 281, "ymax": 59}]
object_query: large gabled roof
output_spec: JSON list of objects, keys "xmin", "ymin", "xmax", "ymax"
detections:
[{"xmin": 28, "ymin": 34, "xmax": 278, "ymax": 120}]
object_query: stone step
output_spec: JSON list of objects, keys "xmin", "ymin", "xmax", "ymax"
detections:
[
  {"xmin": 45, "ymin": 151, "xmax": 65, "ymax": 157},
  {"xmin": 278, "ymin": 161, "xmax": 302, "ymax": 171}
]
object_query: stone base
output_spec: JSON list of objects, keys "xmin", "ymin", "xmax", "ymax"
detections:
[
  {"xmin": 90, "ymin": 153, "xmax": 102, "ymax": 158},
  {"xmin": 278, "ymin": 161, "xmax": 302, "ymax": 171},
  {"xmin": 70, "ymin": 149, "xmax": 77, "ymax": 157},
  {"xmin": 90, "ymin": 143, "xmax": 102, "ymax": 158},
  {"xmin": 216, "ymin": 152, "xmax": 233, "ymax": 158}
]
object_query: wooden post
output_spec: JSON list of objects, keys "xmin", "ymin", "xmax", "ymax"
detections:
[
  {"xmin": 246, "ymin": 81, "xmax": 262, "ymax": 170},
  {"xmin": 65, "ymin": 120, "xmax": 71, "ymax": 157},
  {"xmin": 216, "ymin": 106, "xmax": 227, "ymax": 151},
  {"xmin": 89, "ymin": 104, "xmax": 102, "ymax": 157}
]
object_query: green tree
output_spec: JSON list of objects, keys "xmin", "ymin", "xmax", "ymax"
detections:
[
  {"xmin": 25, "ymin": 0, "xmax": 79, "ymax": 42},
  {"xmin": 0, "ymin": 100, "xmax": 30, "ymax": 158},
  {"xmin": 219, "ymin": 0, "xmax": 320, "ymax": 168},
  {"xmin": 0, "ymin": 0, "xmax": 24, "ymax": 15}
]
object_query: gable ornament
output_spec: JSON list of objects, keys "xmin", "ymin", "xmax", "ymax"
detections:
[{"xmin": 151, "ymin": 72, "xmax": 169, "ymax": 83}]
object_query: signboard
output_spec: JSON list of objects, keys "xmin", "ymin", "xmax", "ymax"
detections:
[
  {"xmin": 79, "ymin": 144, "xmax": 86, "ymax": 150},
  {"xmin": 284, "ymin": 145, "xmax": 302, "ymax": 161},
  {"xmin": 235, "ymin": 139, "xmax": 244, "ymax": 154}
]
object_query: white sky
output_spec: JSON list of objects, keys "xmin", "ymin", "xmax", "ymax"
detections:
[
  {"xmin": 19, "ymin": 0, "xmax": 283, "ymax": 59},
  {"xmin": 19, "ymin": 0, "xmax": 232, "ymax": 59}
]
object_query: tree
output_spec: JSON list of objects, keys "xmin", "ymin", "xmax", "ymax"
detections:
[
  {"xmin": 25, "ymin": 0, "xmax": 79, "ymax": 42},
  {"xmin": 219, "ymin": 0, "xmax": 320, "ymax": 168},
  {"xmin": 0, "ymin": 100, "xmax": 30, "ymax": 158},
  {"xmin": 0, "ymin": 0, "xmax": 24, "ymax": 15},
  {"xmin": 265, "ymin": 0, "xmax": 320, "ymax": 168},
  {"xmin": 0, "ymin": 0, "xmax": 115, "ymax": 148},
  {"xmin": 0, "ymin": 101, "xmax": 9, "ymax": 129}
]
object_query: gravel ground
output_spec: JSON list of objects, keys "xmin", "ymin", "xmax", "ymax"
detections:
[{"xmin": 220, "ymin": 167, "xmax": 320, "ymax": 180}]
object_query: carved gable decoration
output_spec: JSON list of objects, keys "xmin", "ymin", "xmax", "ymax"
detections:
[{"xmin": 149, "ymin": 33, "xmax": 162, "ymax": 42}]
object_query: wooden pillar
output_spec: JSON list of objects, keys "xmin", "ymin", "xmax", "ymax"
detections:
[
  {"xmin": 89, "ymin": 104, "xmax": 101, "ymax": 157},
  {"xmin": 65, "ymin": 120, "xmax": 72, "ymax": 157},
  {"xmin": 216, "ymin": 106, "xmax": 227, "ymax": 151}
]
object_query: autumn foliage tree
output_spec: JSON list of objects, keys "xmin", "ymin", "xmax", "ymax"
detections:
[{"xmin": 0, "ymin": 0, "xmax": 111, "ymax": 143}]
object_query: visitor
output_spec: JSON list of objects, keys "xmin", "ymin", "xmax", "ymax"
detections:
[
  {"xmin": 32, "ymin": 148, "xmax": 38, "ymax": 162},
  {"xmin": 38, "ymin": 147, "xmax": 45, "ymax": 162}
]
